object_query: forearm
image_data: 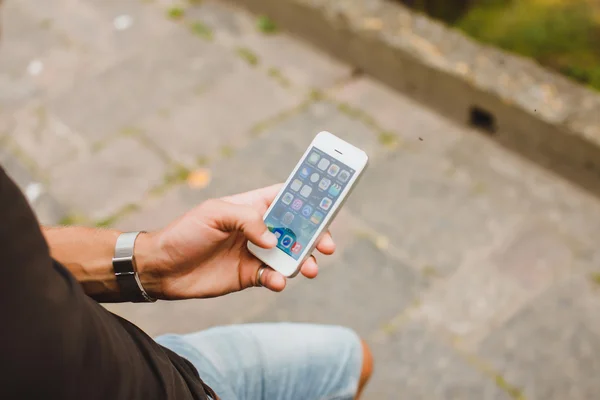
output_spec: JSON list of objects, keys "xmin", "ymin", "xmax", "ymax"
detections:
[{"xmin": 42, "ymin": 226, "xmax": 161, "ymax": 302}]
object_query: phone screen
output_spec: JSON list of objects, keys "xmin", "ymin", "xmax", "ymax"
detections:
[{"xmin": 264, "ymin": 147, "xmax": 356, "ymax": 260}]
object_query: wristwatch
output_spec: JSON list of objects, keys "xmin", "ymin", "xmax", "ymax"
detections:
[{"xmin": 112, "ymin": 231, "xmax": 156, "ymax": 303}]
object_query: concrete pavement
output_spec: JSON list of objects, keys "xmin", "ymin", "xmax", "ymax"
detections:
[{"xmin": 2, "ymin": 0, "xmax": 600, "ymax": 398}]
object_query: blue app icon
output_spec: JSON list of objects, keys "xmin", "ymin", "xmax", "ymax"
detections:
[
  {"xmin": 281, "ymin": 235, "xmax": 294, "ymax": 248},
  {"xmin": 299, "ymin": 167, "xmax": 310, "ymax": 179},
  {"xmin": 273, "ymin": 227, "xmax": 296, "ymax": 249},
  {"xmin": 301, "ymin": 205, "xmax": 313, "ymax": 217}
]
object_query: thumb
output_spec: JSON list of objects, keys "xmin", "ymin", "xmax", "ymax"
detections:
[{"xmin": 204, "ymin": 199, "xmax": 277, "ymax": 249}]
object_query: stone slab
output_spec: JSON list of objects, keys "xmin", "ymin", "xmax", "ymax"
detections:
[
  {"xmin": 332, "ymin": 77, "xmax": 462, "ymax": 153},
  {"xmin": 250, "ymin": 238, "xmax": 427, "ymax": 337},
  {"xmin": 479, "ymin": 276, "xmax": 600, "ymax": 400},
  {"xmin": 47, "ymin": 31, "xmax": 233, "ymax": 143},
  {"xmin": 415, "ymin": 219, "xmax": 574, "ymax": 347},
  {"xmin": 138, "ymin": 57, "xmax": 303, "ymax": 168},
  {"xmin": 366, "ymin": 322, "xmax": 511, "ymax": 400},
  {"xmin": 185, "ymin": 0, "xmax": 353, "ymax": 91},
  {"xmin": 48, "ymin": 137, "xmax": 166, "ymax": 221}
]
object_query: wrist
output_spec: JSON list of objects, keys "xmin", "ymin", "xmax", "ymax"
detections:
[{"xmin": 133, "ymin": 232, "xmax": 167, "ymax": 300}]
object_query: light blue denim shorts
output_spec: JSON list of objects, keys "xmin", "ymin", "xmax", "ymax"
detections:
[{"xmin": 155, "ymin": 323, "xmax": 363, "ymax": 400}]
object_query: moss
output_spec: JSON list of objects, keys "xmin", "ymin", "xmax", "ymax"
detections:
[
  {"xmin": 168, "ymin": 164, "xmax": 191, "ymax": 183},
  {"xmin": 196, "ymin": 156, "xmax": 210, "ymax": 166},
  {"xmin": 422, "ymin": 265, "xmax": 439, "ymax": 278},
  {"xmin": 590, "ymin": 272, "xmax": 600, "ymax": 286},
  {"xmin": 190, "ymin": 21, "xmax": 213, "ymax": 40},
  {"xmin": 219, "ymin": 146, "xmax": 235, "ymax": 158},
  {"xmin": 236, "ymin": 47, "xmax": 259, "ymax": 66},
  {"xmin": 308, "ymin": 89, "xmax": 325, "ymax": 101},
  {"xmin": 95, "ymin": 204, "xmax": 140, "ymax": 228},
  {"xmin": 39, "ymin": 19, "xmax": 53, "ymax": 29},
  {"xmin": 471, "ymin": 181, "xmax": 487, "ymax": 195},
  {"xmin": 378, "ymin": 131, "xmax": 399, "ymax": 148},
  {"xmin": 494, "ymin": 375, "xmax": 525, "ymax": 399},
  {"xmin": 58, "ymin": 214, "xmax": 86, "ymax": 226},
  {"xmin": 267, "ymin": 67, "xmax": 291, "ymax": 87},
  {"xmin": 256, "ymin": 15, "xmax": 277, "ymax": 34},
  {"xmin": 167, "ymin": 7, "xmax": 185, "ymax": 20},
  {"xmin": 119, "ymin": 126, "xmax": 142, "ymax": 137}
]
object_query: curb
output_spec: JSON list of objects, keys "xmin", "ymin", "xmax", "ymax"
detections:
[{"xmin": 229, "ymin": 0, "xmax": 600, "ymax": 197}]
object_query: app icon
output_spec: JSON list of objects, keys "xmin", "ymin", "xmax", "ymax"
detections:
[
  {"xmin": 281, "ymin": 192, "xmax": 293, "ymax": 205},
  {"xmin": 301, "ymin": 205, "xmax": 313, "ymax": 217},
  {"xmin": 318, "ymin": 178, "xmax": 331, "ymax": 191},
  {"xmin": 291, "ymin": 242, "xmax": 303, "ymax": 254},
  {"xmin": 338, "ymin": 170, "xmax": 350, "ymax": 182},
  {"xmin": 328, "ymin": 183, "xmax": 342, "ymax": 197},
  {"xmin": 273, "ymin": 230, "xmax": 282, "ymax": 239},
  {"xmin": 290, "ymin": 179, "xmax": 302, "ymax": 191},
  {"xmin": 282, "ymin": 212, "xmax": 294, "ymax": 225},
  {"xmin": 310, "ymin": 172, "xmax": 320, "ymax": 183},
  {"xmin": 319, "ymin": 197, "xmax": 332, "ymax": 210},
  {"xmin": 281, "ymin": 235, "xmax": 294, "ymax": 248},
  {"xmin": 291, "ymin": 199, "xmax": 303, "ymax": 211},
  {"xmin": 308, "ymin": 152, "xmax": 320, "ymax": 165},
  {"xmin": 300, "ymin": 185, "xmax": 312, "ymax": 198},
  {"xmin": 317, "ymin": 158, "xmax": 330, "ymax": 171},
  {"xmin": 299, "ymin": 167, "xmax": 310, "ymax": 179},
  {"xmin": 310, "ymin": 211, "xmax": 324, "ymax": 224},
  {"xmin": 327, "ymin": 164, "xmax": 340, "ymax": 177}
]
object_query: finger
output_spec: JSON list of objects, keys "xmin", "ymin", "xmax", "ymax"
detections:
[
  {"xmin": 300, "ymin": 255, "xmax": 319, "ymax": 279},
  {"xmin": 257, "ymin": 266, "xmax": 287, "ymax": 292},
  {"xmin": 206, "ymin": 199, "xmax": 277, "ymax": 249},
  {"xmin": 315, "ymin": 231, "xmax": 336, "ymax": 255},
  {"xmin": 221, "ymin": 184, "xmax": 284, "ymax": 213}
]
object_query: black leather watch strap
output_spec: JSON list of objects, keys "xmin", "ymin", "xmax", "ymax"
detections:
[{"xmin": 112, "ymin": 231, "xmax": 156, "ymax": 303}]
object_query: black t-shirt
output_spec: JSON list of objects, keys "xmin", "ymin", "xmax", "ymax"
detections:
[{"xmin": 0, "ymin": 167, "xmax": 215, "ymax": 399}]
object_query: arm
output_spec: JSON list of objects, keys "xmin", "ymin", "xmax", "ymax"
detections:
[
  {"xmin": 42, "ymin": 185, "xmax": 334, "ymax": 303},
  {"xmin": 42, "ymin": 226, "xmax": 161, "ymax": 302}
]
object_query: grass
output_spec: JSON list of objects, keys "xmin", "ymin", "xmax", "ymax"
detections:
[
  {"xmin": 267, "ymin": 67, "xmax": 291, "ymax": 87},
  {"xmin": 256, "ymin": 15, "xmax": 277, "ymax": 34},
  {"xmin": 236, "ymin": 47, "xmax": 259, "ymax": 66},
  {"xmin": 95, "ymin": 204, "xmax": 140, "ymax": 228},
  {"xmin": 58, "ymin": 214, "xmax": 87, "ymax": 226},
  {"xmin": 167, "ymin": 6, "xmax": 185, "ymax": 20},
  {"xmin": 378, "ymin": 131, "xmax": 400, "ymax": 148},
  {"xmin": 190, "ymin": 21, "xmax": 213, "ymax": 40},
  {"xmin": 456, "ymin": 0, "xmax": 600, "ymax": 91},
  {"xmin": 219, "ymin": 146, "xmax": 235, "ymax": 158}
]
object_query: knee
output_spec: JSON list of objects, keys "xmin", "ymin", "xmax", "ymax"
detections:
[{"xmin": 358, "ymin": 339, "xmax": 373, "ymax": 391}]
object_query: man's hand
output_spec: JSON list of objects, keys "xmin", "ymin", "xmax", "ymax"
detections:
[{"xmin": 136, "ymin": 184, "xmax": 335, "ymax": 300}]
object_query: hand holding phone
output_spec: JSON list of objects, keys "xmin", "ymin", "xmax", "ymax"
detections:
[{"xmin": 248, "ymin": 131, "xmax": 368, "ymax": 277}]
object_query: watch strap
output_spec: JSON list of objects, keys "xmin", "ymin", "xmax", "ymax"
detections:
[{"xmin": 113, "ymin": 231, "xmax": 156, "ymax": 303}]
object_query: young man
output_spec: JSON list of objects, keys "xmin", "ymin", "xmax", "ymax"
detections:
[{"xmin": 1, "ymin": 166, "xmax": 373, "ymax": 399}]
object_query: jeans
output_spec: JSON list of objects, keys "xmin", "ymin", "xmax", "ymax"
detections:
[{"xmin": 156, "ymin": 323, "xmax": 363, "ymax": 400}]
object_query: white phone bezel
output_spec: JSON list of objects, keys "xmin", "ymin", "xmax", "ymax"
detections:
[{"xmin": 247, "ymin": 131, "xmax": 368, "ymax": 277}]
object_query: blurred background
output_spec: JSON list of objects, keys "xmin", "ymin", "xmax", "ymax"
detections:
[{"xmin": 2, "ymin": 0, "xmax": 600, "ymax": 398}]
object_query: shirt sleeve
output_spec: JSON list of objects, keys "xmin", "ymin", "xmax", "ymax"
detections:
[{"xmin": 0, "ymin": 167, "xmax": 202, "ymax": 400}]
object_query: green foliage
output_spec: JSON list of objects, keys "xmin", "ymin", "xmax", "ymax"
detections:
[{"xmin": 456, "ymin": 0, "xmax": 600, "ymax": 90}]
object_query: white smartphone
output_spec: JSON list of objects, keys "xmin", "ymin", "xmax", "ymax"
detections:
[{"xmin": 247, "ymin": 131, "xmax": 368, "ymax": 277}]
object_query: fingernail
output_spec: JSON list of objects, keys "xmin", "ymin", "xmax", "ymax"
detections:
[{"xmin": 261, "ymin": 231, "xmax": 278, "ymax": 247}]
